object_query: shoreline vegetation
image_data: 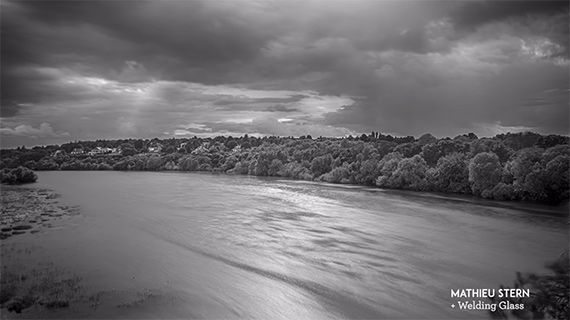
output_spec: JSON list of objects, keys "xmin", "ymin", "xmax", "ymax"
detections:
[
  {"xmin": 0, "ymin": 187, "xmax": 89, "ymax": 314},
  {"xmin": 0, "ymin": 187, "xmax": 81, "ymax": 241},
  {"xmin": 0, "ymin": 187, "xmax": 167, "ymax": 316},
  {"xmin": 0, "ymin": 167, "xmax": 37, "ymax": 185},
  {"xmin": 1, "ymin": 131, "xmax": 569, "ymax": 205},
  {"xmin": 490, "ymin": 251, "xmax": 569, "ymax": 320}
]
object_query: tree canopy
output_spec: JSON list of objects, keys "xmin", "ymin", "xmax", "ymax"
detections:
[{"xmin": 1, "ymin": 132, "xmax": 568, "ymax": 204}]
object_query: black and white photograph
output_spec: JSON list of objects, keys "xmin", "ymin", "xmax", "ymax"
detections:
[{"xmin": 0, "ymin": 0, "xmax": 569, "ymax": 319}]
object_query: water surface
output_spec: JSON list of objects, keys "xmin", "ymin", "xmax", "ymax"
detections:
[{"xmin": 9, "ymin": 171, "xmax": 569, "ymax": 319}]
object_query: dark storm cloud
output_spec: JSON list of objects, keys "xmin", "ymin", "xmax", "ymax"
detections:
[
  {"xmin": 1, "ymin": 0, "xmax": 569, "ymax": 147},
  {"xmin": 451, "ymin": 1, "xmax": 570, "ymax": 59},
  {"xmin": 213, "ymin": 96, "xmax": 303, "ymax": 106},
  {"xmin": 18, "ymin": 0, "xmax": 278, "ymax": 71},
  {"xmin": 325, "ymin": 57, "xmax": 570, "ymax": 137},
  {"xmin": 266, "ymin": 104, "xmax": 301, "ymax": 113},
  {"xmin": 1, "ymin": 0, "xmax": 294, "ymax": 119},
  {"xmin": 452, "ymin": 1, "xmax": 569, "ymax": 29},
  {"xmin": 1, "ymin": 1, "xmax": 142, "ymax": 116}
]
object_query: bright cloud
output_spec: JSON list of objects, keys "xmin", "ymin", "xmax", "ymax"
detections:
[{"xmin": 0, "ymin": 122, "xmax": 69, "ymax": 138}]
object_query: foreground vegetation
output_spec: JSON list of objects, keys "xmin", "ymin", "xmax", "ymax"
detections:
[
  {"xmin": 0, "ymin": 166, "xmax": 38, "ymax": 184},
  {"xmin": 0, "ymin": 264, "xmax": 81, "ymax": 313},
  {"xmin": 490, "ymin": 251, "xmax": 569, "ymax": 320},
  {"xmin": 1, "ymin": 131, "xmax": 568, "ymax": 204}
]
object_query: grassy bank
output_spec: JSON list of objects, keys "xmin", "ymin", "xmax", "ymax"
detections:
[{"xmin": 0, "ymin": 186, "xmax": 90, "ymax": 315}]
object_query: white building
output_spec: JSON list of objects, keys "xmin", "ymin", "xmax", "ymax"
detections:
[{"xmin": 70, "ymin": 148, "xmax": 84, "ymax": 155}]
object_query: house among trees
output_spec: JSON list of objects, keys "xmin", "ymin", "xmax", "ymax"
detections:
[
  {"xmin": 3, "ymin": 132, "xmax": 568, "ymax": 205},
  {"xmin": 70, "ymin": 148, "xmax": 84, "ymax": 155},
  {"xmin": 86, "ymin": 147, "xmax": 118, "ymax": 156},
  {"xmin": 88, "ymin": 147, "xmax": 103, "ymax": 156}
]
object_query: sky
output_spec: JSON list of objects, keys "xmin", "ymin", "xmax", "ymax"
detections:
[{"xmin": 1, "ymin": 0, "xmax": 569, "ymax": 148}]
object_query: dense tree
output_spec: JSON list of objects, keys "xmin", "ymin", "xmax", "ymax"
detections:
[
  {"xmin": 1, "ymin": 132, "xmax": 568, "ymax": 204},
  {"xmin": 389, "ymin": 155, "xmax": 428, "ymax": 190},
  {"xmin": 133, "ymin": 139, "xmax": 144, "ymax": 150},
  {"xmin": 0, "ymin": 167, "xmax": 38, "ymax": 184},
  {"xmin": 357, "ymin": 159, "xmax": 380, "ymax": 185},
  {"xmin": 543, "ymin": 145, "xmax": 570, "ymax": 165},
  {"xmin": 221, "ymin": 155, "xmax": 238, "ymax": 172},
  {"xmin": 375, "ymin": 140, "xmax": 397, "ymax": 159},
  {"xmin": 120, "ymin": 143, "xmax": 137, "ymax": 156},
  {"xmin": 536, "ymin": 134, "xmax": 569, "ymax": 149},
  {"xmin": 146, "ymin": 156, "xmax": 164, "ymax": 171},
  {"xmin": 311, "ymin": 154, "xmax": 333, "ymax": 178},
  {"xmin": 431, "ymin": 153, "xmax": 471, "ymax": 194},
  {"xmin": 279, "ymin": 161, "xmax": 313, "ymax": 180},
  {"xmin": 268, "ymin": 159, "xmax": 283, "ymax": 176},
  {"xmin": 393, "ymin": 142, "xmax": 422, "ymax": 158},
  {"xmin": 321, "ymin": 165, "xmax": 351, "ymax": 184},
  {"xmin": 505, "ymin": 148, "xmax": 544, "ymax": 197},
  {"xmin": 226, "ymin": 140, "xmax": 238, "ymax": 150},
  {"xmin": 418, "ymin": 133, "xmax": 437, "ymax": 145},
  {"xmin": 542, "ymin": 155, "xmax": 570, "ymax": 203},
  {"xmin": 470, "ymin": 139, "xmax": 513, "ymax": 163},
  {"xmin": 163, "ymin": 145, "xmax": 175, "ymax": 154},
  {"xmin": 498, "ymin": 132, "xmax": 543, "ymax": 151},
  {"xmin": 375, "ymin": 152, "xmax": 404, "ymax": 188},
  {"xmin": 468, "ymin": 152, "xmax": 502, "ymax": 196}
]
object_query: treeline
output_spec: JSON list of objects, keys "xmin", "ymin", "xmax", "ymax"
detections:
[{"xmin": 1, "ymin": 131, "xmax": 568, "ymax": 204}]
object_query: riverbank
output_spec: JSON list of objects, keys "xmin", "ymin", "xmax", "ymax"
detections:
[
  {"xmin": 0, "ymin": 185, "xmax": 181, "ymax": 318},
  {"xmin": 2, "ymin": 132, "xmax": 568, "ymax": 206},
  {"xmin": 0, "ymin": 186, "xmax": 91, "ymax": 315},
  {"xmin": 0, "ymin": 186, "xmax": 81, "ymax": 240}
]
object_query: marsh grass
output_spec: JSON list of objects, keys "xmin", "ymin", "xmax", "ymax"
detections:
[
  {"xmin": 0, "ymin": 262, "xmax": 89, "ymax": 314},
  {"xmin": 83, "ymin": 291, "xmax": 101, "ymax": 309},
  {"xmin": 116, "ymin": 289, "xmax": 162, "ymax": 308}
]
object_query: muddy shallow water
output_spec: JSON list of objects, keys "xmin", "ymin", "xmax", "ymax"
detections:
[{"xmin": 1, "ymin": 171, "xmax": 568, "ymax": 319}]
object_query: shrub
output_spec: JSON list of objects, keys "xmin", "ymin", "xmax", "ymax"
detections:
[
  {"xmin": 488, "ymin": 183, "xmax": 516, "ymax": 200},
  {"xmin": 321, "ymin": 166, "xmax": 350, "ymax": 183},
  {"xmin": 430, "ymin": 153, "xmax": 471, "ymax": 193},
  {"xmin": 468, "ymin": 152, "xmax": 502, "ymax": 195},
  {"xmin": 490, "ymin": 252, "xmax": 569, "ymax": 320},
  {"xmin": 0, "ymin": 167, "xmax": 38, "ymax": 184}
]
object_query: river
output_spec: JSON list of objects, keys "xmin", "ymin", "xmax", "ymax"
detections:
[{"xmin": 5, "ymin": 171, "xmax": 569, "ymax": 319}]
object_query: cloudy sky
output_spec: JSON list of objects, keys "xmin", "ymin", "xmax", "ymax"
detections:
[{"xmin": 1, "ymin": 0, "xmax": 568, "ymax": 148}]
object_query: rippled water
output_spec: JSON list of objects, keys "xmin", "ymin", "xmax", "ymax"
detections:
[{"xmin": 12, "ymin": 171, "xmax": 569, "ymax": 319}]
